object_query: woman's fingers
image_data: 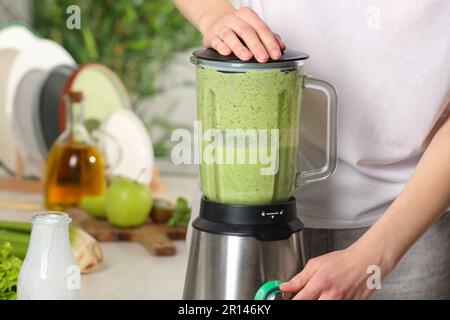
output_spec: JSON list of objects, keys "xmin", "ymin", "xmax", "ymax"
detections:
[
  {"xmin": 229, "ymin": 18, "xmax": 269, "ymax": 62},
  {"xmin": 274, "ymin": 33, "xmax": 286, "ymax": 51},
  {"xmin": 236, "ymin": 8, "xmax": 281, "ymax": 60},
  {"xmin": 293, "ymin": 282, "xmax": 322, "ymax": 300},
  {"xmin": 209, "ymin": 36, "xmax": 232, "ymax": 56},
  {"xmin": 280, "ymin": 260, "xmax": 318, "ymax": 292},
  {"xmin": 217, "ymin": 27, "xmax": 252, "ymax": 60},
  {"xmin": 280, "ymin": 272, "xmax": 309, "ymax": 292},
  {"xmin": 201, "ymin": 7, "xmax": 286, "ymax": 62},
  {"xmin": 318, "ymin": 294, "xmax": 332, "ymax": 300}
]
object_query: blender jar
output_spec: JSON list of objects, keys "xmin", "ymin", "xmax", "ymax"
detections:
[{"xmin": 191, "ymin": 49, "xmax": 337, "ymax": 205}]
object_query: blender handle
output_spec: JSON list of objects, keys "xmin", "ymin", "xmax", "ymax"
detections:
[{"xmin": 296, "ymin": 76, "xmax": 338, "ymax": 187}]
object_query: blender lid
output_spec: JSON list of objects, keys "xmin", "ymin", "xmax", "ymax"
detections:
[
  {"xmin": 191, "ymin": 48, "xmax": 309, "ymax": 71},
  {"xmin": 192, "ymin": 48, "xmax": 309, "ymax": 63}
]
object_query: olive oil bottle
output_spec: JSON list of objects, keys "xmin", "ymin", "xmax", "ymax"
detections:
[{"xmin": 45, "ymin": 92, "xmax": 105, "ymax": 210}]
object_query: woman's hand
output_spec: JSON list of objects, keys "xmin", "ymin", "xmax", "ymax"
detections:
[
  {"xmin": 280, "ymin": 239, "xmax": 396, "ymax": 300},
  {"xmin": 199, "ymin": 7, "xmax": 286, "ymax": 62},
  {"xmin": 280, "ymin": 114, "xmax": 450, "ymax": 300}
]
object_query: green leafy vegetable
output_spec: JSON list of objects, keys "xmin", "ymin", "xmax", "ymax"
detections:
[
  {"xmin": 0, "ymin": 242, "xmax": 22, "ymax": 300},
  {"xmin": 168, "ymin": 197, "xmax": 191, "ymax": 228},
  {"xmin": 0, "ymin": 230, "xmax": 29, "ymax": 259}
]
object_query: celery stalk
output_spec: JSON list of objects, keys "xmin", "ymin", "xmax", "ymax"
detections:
[
  {"xmin": 0, "ymin": 220, "xmax": 32, "ymax": 233},
  {"xmin": 0, "ymin": 220, "xmax": 76, "ymax": 240}
]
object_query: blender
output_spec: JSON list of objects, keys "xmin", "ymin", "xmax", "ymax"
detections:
[{"xmin": 183, "ymin": 48, "xmax": 338, "ymax": 300}]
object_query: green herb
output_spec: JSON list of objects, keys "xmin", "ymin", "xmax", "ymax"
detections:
[
  {"xmin": 168, "ymin": 197, "xmax": 191, "ymax": 228},
  {"xmin": 0, "ymin": 242, "xmax": 22, "ymax": 300}
]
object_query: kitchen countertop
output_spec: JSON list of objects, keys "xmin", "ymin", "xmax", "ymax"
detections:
[{"xmin": 0, "ymin": 173, "xmax": 198, "ymax": 299}]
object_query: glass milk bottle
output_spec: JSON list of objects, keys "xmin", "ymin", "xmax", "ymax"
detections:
[{"xmin": 17, "ymin": 212, "xmax": 80, "ymax": 300}]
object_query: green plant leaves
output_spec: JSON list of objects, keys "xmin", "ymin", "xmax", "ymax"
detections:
[
  {"xmin": 0, "ymin": 242, "xmax": 22, "ymax": 300},
  {"xmin": 168, "ymin": 198, "xmax": 192, "ymax": 228},
  {"xmin": 32, "ymin": 0, "xmax": 201, "ymax": 100},
  {"xmin": 81, "ymin": 24, "xmax": 98, "ymax": 60}
]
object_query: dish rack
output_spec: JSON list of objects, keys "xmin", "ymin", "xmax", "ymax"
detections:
[{"xmin": 0, "ymin": 153, "xmax": 44, "ymax": 193}]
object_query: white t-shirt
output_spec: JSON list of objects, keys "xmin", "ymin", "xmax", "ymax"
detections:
[{"xmin": 240, "ymin": 0, "xmax": 450, "ymax": 228}]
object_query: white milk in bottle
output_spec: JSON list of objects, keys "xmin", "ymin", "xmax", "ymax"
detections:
[{"xmin": 17, "ymin": 212, "xmax": 80, "ymax": 299}]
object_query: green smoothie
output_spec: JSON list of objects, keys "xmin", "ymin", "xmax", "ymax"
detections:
[{"xmin": 196, "ymin": 67, "xmax": 302, "ymax": 205}]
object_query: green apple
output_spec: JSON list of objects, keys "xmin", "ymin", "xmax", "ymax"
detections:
[
  {"xmin": 105, "ymin": 178, "xmax": 153, "ymax": 228},
  {"xmin": 81, "ymin": 194, "xmax": 107, "ymax": 218}
]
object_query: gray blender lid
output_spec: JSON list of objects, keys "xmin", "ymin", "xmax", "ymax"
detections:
[{"xmin": 191, "ymin": 48, "xmax": 309, "ymax": 71}]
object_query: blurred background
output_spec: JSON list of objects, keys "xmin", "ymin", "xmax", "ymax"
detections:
[
  {"xmin": 0, "ymin": 0, "xmax": 207, "ymax": 299},
  {"xmin": 0, "ymin": 0, "xmax": 202, "ymax": 180}
]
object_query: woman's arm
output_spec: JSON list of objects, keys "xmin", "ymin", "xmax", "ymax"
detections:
[
  {"xmin": 281, "ymin": 109, "xmax": 450, "ymax": 299},
  {"xmin": 358, "ymin": 111, "xmax": 450, "ymax": 270},
  {"xmin": 173, "ymin": 0, "xmax": 285, "ymax": 62}
]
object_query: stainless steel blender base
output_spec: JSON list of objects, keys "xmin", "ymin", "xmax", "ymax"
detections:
[{"xmin": 183, "ymin": 229, "xmax": 304, "ymax": 300}]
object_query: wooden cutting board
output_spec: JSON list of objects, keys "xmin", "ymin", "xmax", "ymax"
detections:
[{"xmin": 67, "ymin": 208, "xmax": 187, "ymax": 256}]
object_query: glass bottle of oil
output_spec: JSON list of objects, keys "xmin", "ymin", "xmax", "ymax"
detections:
[{"xmin": 45, "ymin": 91, "xmax": 106, "ymax": 210}]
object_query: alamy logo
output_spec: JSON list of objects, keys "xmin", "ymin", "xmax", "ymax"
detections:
[
  {"xmin": 66, "ymin": 265, "xmax": 81, "ymax": 290},
  {"xmin": 366, "ymin": 265, "xmax": 381, "ymax": 290},
  {"xmin": 171, "ymin": 121, "xmax": 280, "ymax": 175},
  {"xmin": 66, "ymin": 5, "xmax": 81, "ymax": 30}
]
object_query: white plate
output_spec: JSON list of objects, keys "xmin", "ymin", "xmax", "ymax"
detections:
[
  {"xmin": 62, "ymin": 63, "xmax": 132, "ymax": 132},
  {"xmin": 14, "ymin": 70, "xmax": 48, "ymax": 177},
  {"xmin": 99, "ymin": 110, "xmax": 154, "ymax": 185},
  {"xmin": 0, "ymin": 23, "xmax": 39, "ymax": 50},
  {"xmin": 34, "ymin": 65, "xmax": 74, "ymax": 158},
  {"xmin": 0, "ymin": 24, "xmax": 39, "ymax": 175},
  {"xmin": 6, "ymin": 39, "xmax": 75, "ymax": 178}
]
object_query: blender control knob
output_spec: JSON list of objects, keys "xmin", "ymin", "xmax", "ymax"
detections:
[{"xmin": 254, "ymin": 280, "xmax": 294, "ymax": 300}]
